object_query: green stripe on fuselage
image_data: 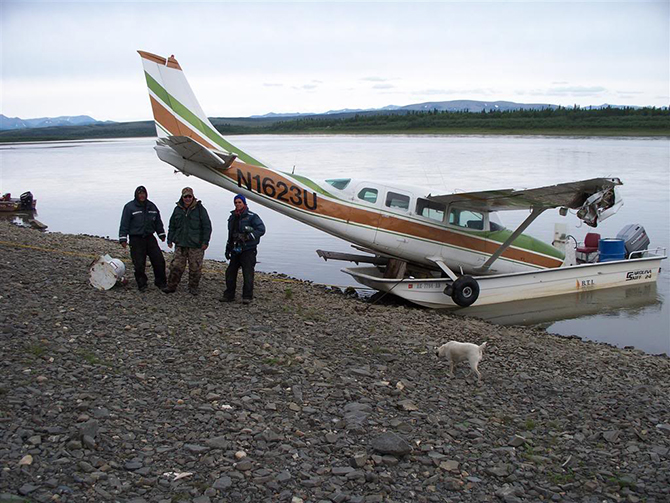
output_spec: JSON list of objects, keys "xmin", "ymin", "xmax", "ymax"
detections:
[
  {"xmin": 144, "ymin": 72, "xmax": 265, "ymax": 167},
  {"xmin": 284, "ymin": 172, "xmax": 339, "ymax": 199},
  {"xmin": 468, "ymin": 229, "xmax": 564, "ymax": 260}
]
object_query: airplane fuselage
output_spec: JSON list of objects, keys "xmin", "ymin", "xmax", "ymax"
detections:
[{"xmin": 157, "ymin": 145, "xmax": 564, "ymax": 275}]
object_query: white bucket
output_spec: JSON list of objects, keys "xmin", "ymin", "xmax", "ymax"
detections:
[{"xmin": 89, "ymin": 254, "xmax": 126, "ymax": 290}]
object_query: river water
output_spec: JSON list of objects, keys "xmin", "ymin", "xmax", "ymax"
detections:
[{"xmin": 1, "ymin": 135, "xmax": 668, "ymax": 354}]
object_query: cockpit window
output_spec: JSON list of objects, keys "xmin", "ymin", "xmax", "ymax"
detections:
[
  {"xmin": 385, "ymin": 191, "xmax": 410, "ymax": 211},
  {"xmin": 449, "ymin": 208, "xmax": 484, "ymax": 230},
  {"xmin": 416, "ymin": 198, "xmax": 446, "ymax": 222},
  {"xmin": 357, "ymin": 188, "xmax": 378, "ymax": 204},
  {"xmin": 325, "ymin": 178, "xmax": 351, "ymax": 190},
  {"xmin": 489, "ymin": 212, "xmax": 505, "ymax": 231}
]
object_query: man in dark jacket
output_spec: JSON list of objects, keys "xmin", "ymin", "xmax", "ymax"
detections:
[
  {"xmin": 163, "ymin": 187, "xmax": 212, "ymax": 295},
  {"xmin": 222, "ymin": 194, "xmax": 265, "ymax": 304},
  {"xmin": 119, "ymin": 185, "xmax": 167, "ymax": 292}
]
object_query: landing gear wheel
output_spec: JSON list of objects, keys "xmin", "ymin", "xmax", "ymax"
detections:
[{"xmin": 451, "ymin": 276, "xmax": 480, "ymax": 307}]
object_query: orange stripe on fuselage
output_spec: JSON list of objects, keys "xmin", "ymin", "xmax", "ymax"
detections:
[
  {"xmin": 216, "ymin": 162, "xmax": 562, "ymax": 269},
  {"xmin": 149, "ymin": 96, "xmax": 216, "ymax": 150}
]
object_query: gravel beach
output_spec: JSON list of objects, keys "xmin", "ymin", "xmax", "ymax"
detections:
[{"xmin": 1, "ymin": 220, "xmax": 669, "ymax": 503}]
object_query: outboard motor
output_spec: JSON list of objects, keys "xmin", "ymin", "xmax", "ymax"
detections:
[
  {"xmin": 19, "ymin": 191, "xmax": 33, "ymax": 210},
  {"xmin": 616, "ymin": 224, "xmax": 650, "ymax": 258}
]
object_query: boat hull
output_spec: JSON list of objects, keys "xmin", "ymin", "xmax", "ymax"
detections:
[
  {"xmin": 0, "ymin": 200, "xmax": 37, "ymax": 212},
  {"xmin": 343, "ymin": 254, "xmax": 666, "ymax": 308}
]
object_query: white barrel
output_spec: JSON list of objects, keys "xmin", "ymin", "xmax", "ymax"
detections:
[{"xmin": 89, "ymin": 254, "xmax": 126, "ymax": 290}]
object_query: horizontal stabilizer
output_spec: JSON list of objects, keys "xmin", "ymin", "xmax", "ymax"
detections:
[{"xmin": 156, "ymin": 136, "xmax": 236, "ymax": 170}]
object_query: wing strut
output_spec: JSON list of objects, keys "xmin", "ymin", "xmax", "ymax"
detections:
[
  {"xmin": 426, "ymin": 257, "xmax": 459, "ymax": 281},
  {"xmin": 476, "ymin": 207, "xmax": 546, "ymax": 273}
]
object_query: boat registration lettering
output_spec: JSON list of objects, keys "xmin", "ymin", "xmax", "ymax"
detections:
[
  {"xmin": 237, "ymin": 169, "xmax": 318, "ymax": 211},
  {"xmin": 626, "ymin": 269, "xmax": 652, "ymax": 281},
  {"xmin": 578, "ymin": 279, "xmax": 595, "ymax": 289},
  {"xmin": 410, "ymin": 283, "xmax": 442, "ymax": 290}
]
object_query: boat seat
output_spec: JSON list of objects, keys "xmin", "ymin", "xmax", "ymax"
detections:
[{"xmin": 576, "ymin": 232, "xmax": 600, "ymax": 253}]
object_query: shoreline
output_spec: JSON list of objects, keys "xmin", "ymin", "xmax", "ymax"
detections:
[
  {"xmin": 1, "ymin": 221, "xmax": 669, "ymax": 502},
  {"xmin": 1, "ymin": 129, "xmax": 669, "ymax": 144}
]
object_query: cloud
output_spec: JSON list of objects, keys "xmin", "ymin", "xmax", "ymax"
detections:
[
  {"xmin": 615, "ymin": 90, "xmax": 644, "ymax": 96},
  {"xmin": 521, "ymin": 86, "xmax": 607, "ymax": 97},
  {"xmin": 263, "ymin": 83, "xmax": 283, "ymax": 87},
  {"xmin": 292, "ymin": 84, "xmax": 318, "ymax": 90},
  {"xmin": 414, "ymin": 88, "xmax": 495, "ymax": 96},
  {"xmin": 549, "ymin": 86, "xmax": 606, "ymax": 95},
  {"xmin": 361, "ymin": 76, "xmax": 389, "ymax": 82},
  {"xmin": 372, "ymin": 83, "xmax": 395, "ymax": 90}
]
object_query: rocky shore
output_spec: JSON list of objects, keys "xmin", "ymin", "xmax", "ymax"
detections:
[{"xmin": 1, "ymin": 220, "xmax": 669, "ymax": 503}]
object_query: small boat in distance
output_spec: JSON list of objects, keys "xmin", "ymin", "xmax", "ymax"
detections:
[{"xmin": 0, "ymin": 192, "xmax": 36, "ymax": 212}]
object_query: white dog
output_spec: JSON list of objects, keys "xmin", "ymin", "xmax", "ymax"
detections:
[{"xmin": 436, "ymin": 341, "xmax": 487, "ymax": 382}]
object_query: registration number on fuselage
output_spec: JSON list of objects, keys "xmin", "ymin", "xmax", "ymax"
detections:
[{"xmin": 236, "ymin": 169, "xmax": 318, "ymax": 210}]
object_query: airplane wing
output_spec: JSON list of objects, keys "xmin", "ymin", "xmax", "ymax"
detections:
[
  {"xmin": 156, "ymin": 136, "xmax": 236, "ymax": 170},
  {"xmin": 427, "ymin": 177, "xmax": 623, "ymax": 212}
]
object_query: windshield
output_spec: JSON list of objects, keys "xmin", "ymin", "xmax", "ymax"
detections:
[{"xmin": 325, "ymin": 178, "xmax": 351, "ymax": 190}]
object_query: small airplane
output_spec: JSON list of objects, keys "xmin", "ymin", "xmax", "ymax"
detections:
[{"xmin": 137, "ymin": 51, "xmax": 627, "ymax": 306}]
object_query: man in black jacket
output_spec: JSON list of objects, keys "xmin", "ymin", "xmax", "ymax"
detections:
[
  {"xmin": 163, "ymin": 187, "xmax": 212, "ymax": 296},
  {"xmin": 222, "ymin": 194, "xmax": 265, "ymax": 304},
  {"xmin": 118, "ymin": 186, "xmax": 167, "ymax": 292}
]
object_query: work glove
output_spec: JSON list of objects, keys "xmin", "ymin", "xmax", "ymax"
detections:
[
  {"xmin": 243, "ymin": 226, "xmax": 254, "ymax": 233},
  {"xmin": 225, "ymin": 250, "xmax": 231, "ymax": 260}
]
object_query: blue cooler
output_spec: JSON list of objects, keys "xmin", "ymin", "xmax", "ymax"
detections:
[{"xmin": 598, "ymin": 238, "xmax": 626, "ymax": 262}]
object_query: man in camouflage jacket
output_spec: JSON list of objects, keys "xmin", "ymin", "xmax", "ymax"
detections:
[{"xmin": 163, "ymin": 187, "xmax": 212, "ymax": 295}]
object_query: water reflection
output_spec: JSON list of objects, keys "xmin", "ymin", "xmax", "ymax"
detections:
[
  {"xmin": 453, "ymin": 283, "xmax": 661, "ymax": 327},
  {"xmin": 0, "ymin": 210, "xmax": 48, "ymax": 231}
]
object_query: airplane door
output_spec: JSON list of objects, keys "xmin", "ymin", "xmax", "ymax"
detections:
[
  {"xmin": 374, "ymin": 188, "xmax": 412, "ymax": 251},
  {"xmin": 347, "ymin": 183, "xmax": 382, "ymax": 246}
]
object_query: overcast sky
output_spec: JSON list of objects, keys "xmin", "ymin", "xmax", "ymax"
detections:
[{"xmin": 2, "ymin": 1, "xmax": 668, "ymax": 121}]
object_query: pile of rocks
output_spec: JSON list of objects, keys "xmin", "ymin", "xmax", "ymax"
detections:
[{"xmin": 1, "ymin": 221, "xmax": 668, "ymax": 502}]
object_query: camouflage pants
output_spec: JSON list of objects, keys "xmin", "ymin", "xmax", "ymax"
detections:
[{"xmin": 167, "ymin": 246, "xmax": 205, "ymax": 291}]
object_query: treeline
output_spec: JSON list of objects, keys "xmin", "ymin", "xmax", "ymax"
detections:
[
  {"xmin": 252, "ymin": 106, "xmax": 670, "ymax": 134},
  {"xmin": 1, "ymin": 106, "xmax": 668, "ymax": 143},
  {"xmin": 0, "ymin": 121, "xmax": 155, "ymax": 143}
]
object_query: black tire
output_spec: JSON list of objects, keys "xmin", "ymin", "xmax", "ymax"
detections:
[{"xmin": 451, "ymin": 276, "xmax": 480, "ymax": 307}]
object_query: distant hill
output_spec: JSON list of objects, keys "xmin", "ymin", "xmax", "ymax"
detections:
[
  {"xmin": 251, "ymin": 100, "xmax": 557, "ymax": 118},
  {"xmin": 398, "ymin": 100, "xmax": 556, "ymax": 112},
  {"xmin": 250, "ymin": 100, "xmax": 649, "ymax": 118},
  {"xmin": 0, "ymin": 114, "xmax": 111, "ymax": 131}
]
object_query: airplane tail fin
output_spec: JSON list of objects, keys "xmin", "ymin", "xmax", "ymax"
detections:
[{"xmin": 137, "ymin": 50, "xmax": 263, "ymax": 166}]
